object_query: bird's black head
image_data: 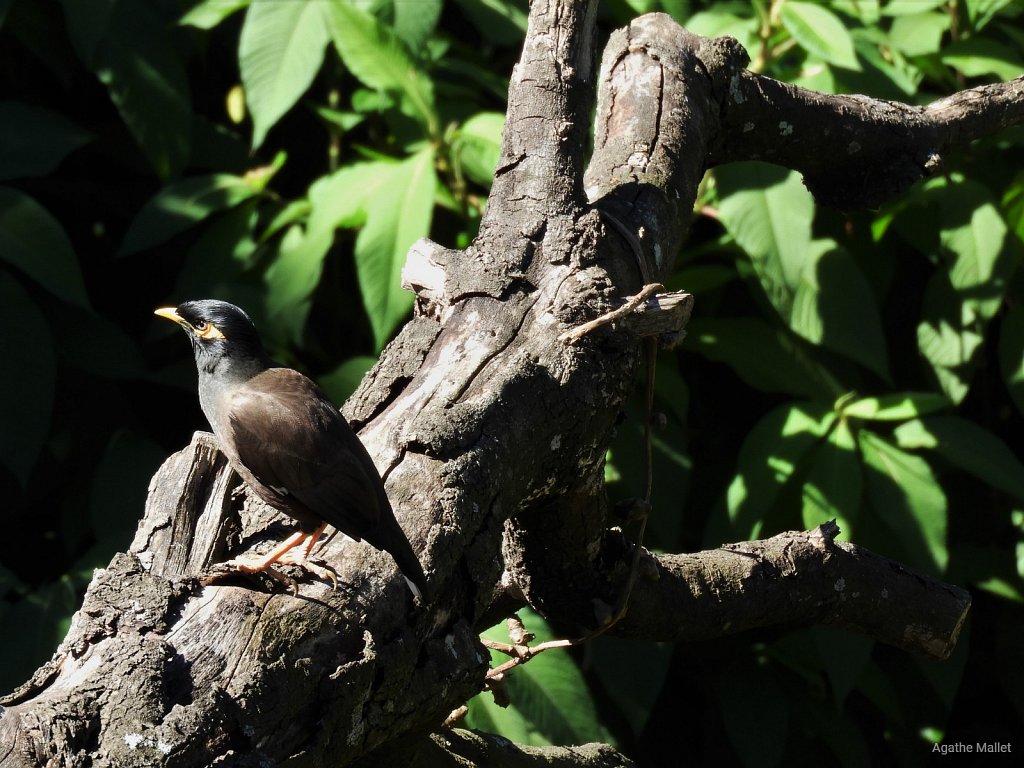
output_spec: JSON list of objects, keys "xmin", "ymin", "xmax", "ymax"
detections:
[{"xmin": 155, "ymin": 299, "xmax": 270, "ymax": 373}]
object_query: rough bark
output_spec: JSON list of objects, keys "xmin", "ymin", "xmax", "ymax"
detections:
[{"xmin": 3, "ymin": 4, "xmax": 1017, "ymax": 766}]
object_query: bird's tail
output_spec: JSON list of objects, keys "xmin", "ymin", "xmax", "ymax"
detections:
[{"xmin": 372, "ymin": 519, "xmax": 430, "ymax": 602}]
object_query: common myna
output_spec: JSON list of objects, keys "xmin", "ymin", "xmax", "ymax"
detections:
[{"xmin": 155, "ymin": 299, "xmax": 428, "ymax": 600}]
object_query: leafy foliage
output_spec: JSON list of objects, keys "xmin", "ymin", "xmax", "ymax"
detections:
[{"xmin": 1, "ymin": 0, "xmax": 1023, "ymax": 765}]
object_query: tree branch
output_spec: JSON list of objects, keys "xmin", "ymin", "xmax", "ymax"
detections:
[{"xmin": 708, "ymin": 42, "xmax": 1024, "ymax": 208}]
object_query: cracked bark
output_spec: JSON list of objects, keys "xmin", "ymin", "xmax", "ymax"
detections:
[{"xmin": 3, "ymin": 4, "xmax": 1016, "ymax": 767}]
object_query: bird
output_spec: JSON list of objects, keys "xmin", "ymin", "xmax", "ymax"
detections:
[{"xmin": 154, "ymin": 299, "xmax": 428, "ymax": 600}]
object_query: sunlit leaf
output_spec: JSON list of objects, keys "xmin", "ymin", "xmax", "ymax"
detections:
[
  {"xmin": 180, "ymin": 0, "xmax": 250, "ymax": 29},
  {"xmin": 790, "ymin": 242, "xmax": 889, "ymax": 378},
  {"xmin": 318, "ymin": 356, "xmax": 377, "ymax": 405},
  {"xmin": 780, "ymin": 1, "xmax": 861, "ymax": 70},
  {"xmin": 843, "ymin": 392, "xmax": 949, "ymax": 421},
  {"xmin": 716, "ymin": 162, "xmax": 814, "ymax": 319},
  {"xmin": 264, "ymin": 224, "xmax": 334, "ymax": 345},
  {"xmin": 942, "ymin": 38, "xmax": 1024, "ymax": 81},
  {"xmin": 888, "ymin": 13, "xmax": 950, "ymax": 57},
  {"xmin": 916, "ymin": 179, "xmax": 1011, "ymax": 402},
  {"xmin": 728, "ymin": 402, "xmax": 836, "ymax": 539},
  {"xmin": 239, "ymin": 0, "xmax": 331, "ymax": 148},
  {"xmin": 325, "ymin": 1, "xmax": 438, "ymax": 134},
  {"xmin": 392, "ymin": 0, "xmax": 441, "ymax": 51},
  {"xmin": 454, "ymin": 111, "xmax": 504, "ymax": 188},
  {"xmin": 464, "ymin": 608, "xmax": 616, "ymax": 746},
  {"xmin": 859, "ymin": 430, "xmax": 947, "ymax": 574},
  {"xmin": 894, "ymin": 415, "xmax": 1024, "ymax": 504},
  {"xmin": 882, "ymin": 0, "xmax": 946, "ymax": 15},
  {"xmin": 801, "ymin": 420, "xmax": 861, "ymax": 538},
  {"xmin": 120, "ymin": 174, "xmax": 263, "ymax": 255},
  {"xmin": 355, "ymin": 147, "xmax": 436, "ymax": 349}
]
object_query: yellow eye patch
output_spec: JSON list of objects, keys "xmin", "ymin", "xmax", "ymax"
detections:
[{"xmin": 195, "ymin": 322, "xmax": 225, "ymax": 340}]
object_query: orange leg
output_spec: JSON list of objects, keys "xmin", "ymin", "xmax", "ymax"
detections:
[{"xmin": 228, "ymin": 523, "xmax": 337, "ymax": 591}]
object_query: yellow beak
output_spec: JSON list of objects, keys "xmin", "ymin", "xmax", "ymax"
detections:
[{"xmin": 154, "ymin": 307, "xmax": 184, "ymax": 324}]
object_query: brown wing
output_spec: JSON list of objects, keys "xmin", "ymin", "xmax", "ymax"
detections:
[{"xmin": 225, "ymin": 368, "xmax": 386, "ymax": 540}]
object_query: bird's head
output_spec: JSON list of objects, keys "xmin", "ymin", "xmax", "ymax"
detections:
[{"xmin": 155, "ymin": 299, "xmax": 269, "ymax": 373}]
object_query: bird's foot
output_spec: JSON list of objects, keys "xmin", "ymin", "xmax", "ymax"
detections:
[
  {"xmin": 199, "ymin": 552, "xmax": 337, "ymax": 595},
  {"xmin": 199, "ymin": 560, "xmax": 298, "ymax": 594},
  {"xmin": 275, "ymin": 552, "xmax": 339, "ymax": 591}
]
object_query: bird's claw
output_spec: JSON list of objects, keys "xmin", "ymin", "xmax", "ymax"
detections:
[{"xmin": 276, "ymin": 553, "xmax": 339, "ymax": 591}]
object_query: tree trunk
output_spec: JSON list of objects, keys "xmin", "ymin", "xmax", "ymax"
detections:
[{"xmin": 4, "ymin": 2, "xmax": 1018, "ymax": 766}]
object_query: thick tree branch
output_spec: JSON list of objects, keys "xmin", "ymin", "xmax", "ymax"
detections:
[
  {"xmin": 354, "ymin": 729, "xmax": 634, "ymax": 768},
  {"xmin": 708, "ymin": 44, "xmax": 1024, "ymax": 208}
]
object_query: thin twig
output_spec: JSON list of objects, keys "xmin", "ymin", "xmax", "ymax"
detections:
[{"xmin": 558, "ymin": 283, "xmax": 665, "ymax": 344}]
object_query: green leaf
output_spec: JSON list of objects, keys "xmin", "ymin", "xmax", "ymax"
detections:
[
  {"xmin": 0, "ymin": 577, "xmax": 79, "ymax": 694},
  {"xmin": 451, "ymin": 0, "xmax": 529, "ymax": 47},
  {"xmin": 87, "ymin": 431, "xmax": 166, "ymax": 553},
  {"xmin": 916, "ymin": 179, "xmax": 1011, "ymax": 402},
  {"xmin": 849, "ymin": 28, "xmax": 922, "ymax": 97},
  {"xmin": 683, "ymin": 9, "xmax": 759, "ymax": 54},
  {"xmin": 318, "ymin": 356, "xmax": 378, "ymax": 405},
  {"xmin": 264, "ymin": 224, "xmax": 334, "ymax": 345},
  {"xmin": 239, "ymin": 0, "xmax": 331, "ymax": 149},
  {"xmin": 180, "ymin": 0, "xmax": 251, "ymax": 29},
  {"xmin": 728, "ymin": 402, "xmax": 836, "ymax": 539},
  {"xmin": 392, "ymin": 0, "xmax": 441, "ymax": 51},
  {"xmin": 59, "ymin": 0, "xmax": 117, "ymax": 67},
  {"xmin": 0, "ymin": 187, "xmax": 90, "ymax": 309},
  {"xmin": 174, "ymin": 201, "xmax": 260, "ymax": 300},
  {"xmin": 893, "ymin": 416, "xmax": 1024, "ymax": 504},
  {"xmin": 0, "ymin": 101, "xmax": 94, "ymax": 181},
  {"xmin": 0, "ymin": 270, "xmax": 55, "ymax": 486},
  {"xmin": 325, "ymin": 1, "xmax": 438, "ymax": 135},
  {"xmin": 715, "ymin": 162, "xmax": 814, "ymax": 319},
  {"xmin": 48, "ymin": 303, "xmax": 147, "ymax": 380},
  {"xmin": 916, "ymin": 305, "xmax": 983, "ymax": 405},
  {"xmin": 63, "ymin": 0, "xmax": 192, "ymax": 180},
  {"xmin": 832, "ymin": 0, "xmax": 881, "ymax": 24},
  {"xmin": 780, "ymin": 1, "xmax": 861, "ymax": 70},
  {"xmin": 859, "ymin": 430, "xmax": 947, "ymax": 574},
  {"xmin": 120, "ymin": 174, "xmax": 263, "ymax": 255},
  {"xmin": 888, "ymin": 13, "xmax": 950, "ymax": 57},
  {"xmin": 843, "ymin": 392, "xmax": 949, "ymax": 421},
  {"xmin": 465, "ymin": 608, "xmax": 615, "ymax": 746},
  {"xmin": 715, "ymin": 659, "xmax": 789, "ymax": 768},
  {"xmin": 454, "ymin": 111, "xmax": 504, "ymax": 188},
  {"xmin": 790, "ymin": 242, "xmax": 889, "ymax": 378},
  {"xmin": 307, "ymin": 162, "xmax": 388, "ymax": 235},
  {"xmin": 355, "ymin": 147, "xmax": 436, "ymax": 349},
  {"xmin": 590, "ymin": 636, "xmax": 672, "ymax": 737},
  {"xmin": 685, "ymin": 317, "xmax": 837, "ymax": 400},
  {"xmin": 941, "ymin": 39, "xmax": 1024, "ymax": 81},
  {"xmin": 313, "ymin": 105, "xmax": 365, "ymax": 133},
  {"xmin": 882, "ymin": 0, "xmax": 946, "ymax": 15},
  {"xmin": 801, "ymin": 420, "xmax": 862, "ymax": 539},
  {"xmin": 999, "ymin": 305, "xmax": 1024, "ymax": 417}
]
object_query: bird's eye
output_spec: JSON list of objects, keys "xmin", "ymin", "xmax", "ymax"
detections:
[{"xmin": 194, "ymin": 320, "xmax": 225, "ymax": 340}]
